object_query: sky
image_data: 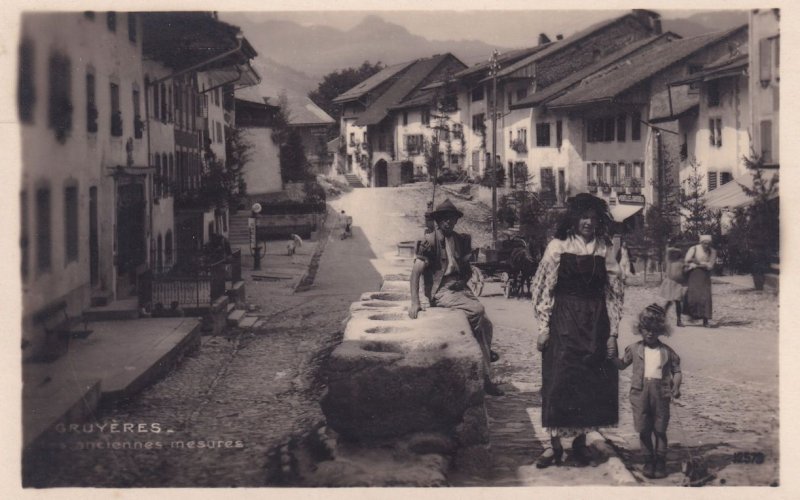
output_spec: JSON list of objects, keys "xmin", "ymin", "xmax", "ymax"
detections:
[{"xmin": 221, "ymin": 9, "xmax": 727, "ymax": 49}]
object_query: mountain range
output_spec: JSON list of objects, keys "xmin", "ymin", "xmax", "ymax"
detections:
[{"xmin": 230, "ymin": 11, "xmax": 748, "ymax": 100}]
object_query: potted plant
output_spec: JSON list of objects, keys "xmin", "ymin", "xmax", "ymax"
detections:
[
  {"xmin": 630, "ymin": 178, "xmax": 642, "ymax": 194},
  {"xmin": 600, "ymin": 181, "xmax": 611, "ymax": 194},
  {"xmin": 587, "ymin": 179, "xmax": 598, "ymax": 193}
]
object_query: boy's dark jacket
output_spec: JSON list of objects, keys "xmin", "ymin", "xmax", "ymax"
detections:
[{"xmin": 619, "ymin": 341, "xmax": 681, "ymax": 392}]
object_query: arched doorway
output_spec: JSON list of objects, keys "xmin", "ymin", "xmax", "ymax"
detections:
[{"xmin": 374, "ymin": 159, "xmax": 388, "ymax": 187}]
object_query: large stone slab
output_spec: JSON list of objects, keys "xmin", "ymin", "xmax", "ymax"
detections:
[{"xmin": 322, "ymin": 307, "xmax": 484, "ymax": 441}]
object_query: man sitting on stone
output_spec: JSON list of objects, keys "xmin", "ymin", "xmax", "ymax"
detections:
[{"xmin": 409, "ymin": 198, "xmax": 503, "ymax": 396}]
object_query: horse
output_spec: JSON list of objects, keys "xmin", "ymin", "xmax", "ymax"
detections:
[{"xmin": 506, "ymin": 237, "xmax": 539, "ymax": 298}]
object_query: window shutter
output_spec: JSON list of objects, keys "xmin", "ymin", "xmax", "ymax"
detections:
[
  {"xmin": 760, "ymin": 120, "xmax": 772, "ymax": 163},
  {"xmin": 708, "ymin": 171, "xmax": 718, "ymax": 191},
  {"xmin": 760, "ymin": 38, "xmax": 772, "ymax": 82}
]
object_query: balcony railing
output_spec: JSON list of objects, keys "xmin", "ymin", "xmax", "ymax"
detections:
[{"xmin": 142, "ymin": 251, "xmax": 240, "ymax": 310}]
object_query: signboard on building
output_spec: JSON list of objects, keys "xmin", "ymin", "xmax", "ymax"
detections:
[{"xmin": 617, "ymin": 194, "xmax": 646, "ymax": 205}]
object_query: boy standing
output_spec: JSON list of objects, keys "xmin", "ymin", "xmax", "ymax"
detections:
[{"xmin": 615, "ymin": 303, "xmax": 682, "ymax": 479}]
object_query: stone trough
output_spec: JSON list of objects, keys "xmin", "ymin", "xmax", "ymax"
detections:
[{"xmin": 315, "ymin": 248, "xmax": 492, "ymax": 485}]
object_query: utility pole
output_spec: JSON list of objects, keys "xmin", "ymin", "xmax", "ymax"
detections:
[{"xmin": 489, "ymin": 50, "xmax": 500, "ymax": 245}]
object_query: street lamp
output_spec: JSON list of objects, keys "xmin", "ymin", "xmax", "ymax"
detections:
[{"xmin": 250, "ymin": 202, "xmax": 265, "ymax": 270}]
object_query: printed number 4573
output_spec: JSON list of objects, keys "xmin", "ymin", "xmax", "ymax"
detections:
[{"xmin": 733, "ymin": 452, "xmax": 765, "ymax": 464}]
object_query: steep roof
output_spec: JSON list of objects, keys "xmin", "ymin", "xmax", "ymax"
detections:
[
  {"xmin": 453, "ymin": 44, "xmax": 553, "ymax": 81},
  {"xmin": 354, "ymin": 54, "xmax": 463, "ymax": 126},
  {"xmin": 235, "ymin": 89, "xmax": 334, "ymax": 126},
  {"xmin": 547, "ymin": 26, "xmax": 747, "ymax": 109},
  {"xmin": 332, "ymin": 61, "xmax": 415, "ymax": 103},
  {"xmin": 670, "ymin": 52, "xmax": 748, "ymax": 86},
  {"xmin": 510, "ymin": 33, "xmax": 677, "ymax": 109},
  {"xmin": 492, "ymin": 12, "xmax": 655, "ymax": 81}
]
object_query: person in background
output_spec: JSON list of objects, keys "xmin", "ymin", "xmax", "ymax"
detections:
[
  {"xmin": 409, "ymin": 198, "xmax": 503, "ymax": 396},
  {"xmin": 660, "ymin": 247, "xmax": 687, "ymax": 327},
  {"xmin": 530, "ymin": 193, "xmax": 624, "ymax": 468},
  {"xmin": 614, "ymin": 303, "xmax": 682, "ymax": 479},
  {"xmin": 684, "ymin": 235, "xmax": 716, "ymax": 327}
]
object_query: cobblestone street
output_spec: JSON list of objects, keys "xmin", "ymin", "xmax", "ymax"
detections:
[{"xmin": 25, "ymin": 186, "xmax": 780, "ymax": 487}]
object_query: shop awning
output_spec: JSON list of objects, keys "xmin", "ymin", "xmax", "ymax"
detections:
[
  {"xmin": 610, "ymin": 203, "xmax": 643, "ymax": 222},
  {"xmin": 705, "ymin": 169, "xmax": 779, "ymax": 209}
]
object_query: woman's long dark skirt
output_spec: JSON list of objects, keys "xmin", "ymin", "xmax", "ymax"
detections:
[
  {"xmin": 541, "ymin": 294, "xmax": 619, "ymax": 428},
  {"xmin": 685, "ymin": 268, "xmax": 713, "ymax": 320}
]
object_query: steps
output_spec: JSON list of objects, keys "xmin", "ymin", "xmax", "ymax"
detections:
[
  {"xmin": 343, "ymin": 173, "xmax": 365, "ymax": 188},
  {"xmin": 229, "ymin": 212, "xmax": 252, "ymax": 247}
]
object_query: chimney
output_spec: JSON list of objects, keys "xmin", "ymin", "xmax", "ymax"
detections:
[
  {"xmin": 556, "ymin": 34, "xmax": 564, "ymax": 40},
  {"xmin": 632, "ymin": 9, "xmax": 662, "ymax": 35},
  {"xmin": 538, "ymin": 33, "xmax": 551, "ymax": 45}
]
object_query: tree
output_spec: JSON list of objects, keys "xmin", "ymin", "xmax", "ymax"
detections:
[
  {"xmin": 679, "ymin": 159, "xmax": 722, "ymax": 241},
  {"xmin": 725, "ymin": 153, "xmax": 779, "ymax": 286},
  {"xmin": 644, "ymin": 145, "xmax": 681, "ymax": 272},
  {"xmin": 280, "ymin": 129, "xmax": 312, "ymax": 183},
  {"xmin": 308, "ymin": 61, "xmax": 385, "ymax": 138},
  {"xmin": 225, "ymin": 124, "xmax": 253, "ymax": 207}
]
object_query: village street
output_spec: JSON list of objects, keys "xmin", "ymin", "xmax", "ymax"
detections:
[{"xmin": 26, "ymin": 185, "xmax": 778, "ymax": 487}]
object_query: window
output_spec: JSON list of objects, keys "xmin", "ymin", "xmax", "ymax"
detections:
[
  {"xmin": 509, "ymin": 130, "xmax": 513, "ymax": 148},
  {"xmin": 451, "ymin": 154, "xmax": 460, "ymax": 165},
  {"xmin": 216, "ymin": 121, "xmax": 223, "ymax": 143},
  {"xmin": 349, "ymin": 132, "xmax": 355, "ymax": 146},
  {"xmin": 133, "ymin": 89, "xmax": 142, "ymax": 138},
  {"xmin": 517, "ymin": 128, "xmax": 527, "ymax": 146},
  {"xmin": 616, "ymin": 114, "xmax": 626, "ymax": 142},
  {"xmin": 759, "ymin": 37, "xmax": 772, "ymax": 84},
  {"xmin": 760, "ymin": 120, "xmax": 773, "ymax": 162},
  {"xmin": 540, "ymin": 167, "xmax": 556, "ymax": 205},
  {"xmin": 536, "ymin": 122, "xmax": 550, "ymax": 147},
  {"xmin": 516, "ymin": 87, "xmax": 528, "ymax": 100},
  {"xmin": 471, "ymin": 86, "xmax": 484, "ymax": 102},
  {"xmin": 167, "ymin": 86, "xmax": 172, "ymax": 122},
  {"xmin": 168, "ymin": 153, "xmax": 174, "ymax": 194},
  {"xmin": 709, "ymin": 118, "xmax": 722, "ymax": 147},
  {"xmin": 362, "ymin": 131, "xmax": 367, "ymax": 144},
  {"xmin": 86, "ymin": 73, "xmax": 97, "ymax": 132},
  {"xmin": 721, "ymin": 172, "xmax": 733, "ymax": 186},
  {"xmin": 586, "ymin": 163, "xmax": 593, "ymax": 182},
  {"xmin": 631, "ymin": 112, "xmax": 641, "ymax": 141},
  {"xmin": 158, "ymin": 83, "xmax": 166, "ymax": 122},
  {"xmin": 472, "ymin": 113, "xmax": 485, "ymax": 133},
  {"xmin": 165, "ymin": 230, "xmax": 173, "ymax": 266},
  {"xmin": 608, "ymin": 163, "xmax": 618, "ymax": 185},
  {"xmin": 127, "ymin": 13, "xmax": 137, "ymax": 43},
  {"xmin": 402, "ymin": 111, "xmax": 408, "ymax": 126},
  {"xmin": 507, "ymin": 91, "xmax": 513, "ymax": 107},
  {"xmin": 707, "ymin": 80, "xmax": 720, "ymax": 107},
  {"xmin": 214, "ymin": 88, "xmax": 220, "ymax": 106},
  {"xmin": 556, "ymin": 120, "xmax": 563, "ymax": 148},
  {"xmin": 708, "ymin": 171, "xmax": 718, "ymax": 191},
  {"xmin": 48, "ymin": 52, "xmax": 72, "ymax": 142},
  {"xmin": 633, "ymin": 161, "xmax": 644, "ymax": 180},
  {"xmin": 36, "ymin": 187, "xmax": 51, "ymax": 272},
  {"xmin": 154, "ymin": 155, "xmax": 162, "ymax": 198},
  {"xmin": 405, "ymin": 134, "xmax": 424, "ymax": 155},
  {"xmin": 452, "ymin": 124, "xmax": 463, "ymax": 139},
  {"xmin": 175, "ymin": 85, "xmax": 182, "ymax": 128},
  {"xmin": 624, "ymin": 162, "xmax": 633, "ymax": 179},
  {"xmin": 18, "ymin": 38, "xmax": 35, "ymax": 124},
  {"xmin": 64, "ymin": 185, "xmax": 78, "ymax": 262},
  {"xmin": 107, "ymin": 12, "xmax": 117, "ymax": 32},
  {"xmin": 603, "ymin": 117, "xmax": 615, "ymax": 142},
  {"xmin": 110, "ymin": 82, "xmax": 122, "ymax": 136},
  {"xmin": 421, "ymin": 108, "xmax": 430, "ymax": 125}
]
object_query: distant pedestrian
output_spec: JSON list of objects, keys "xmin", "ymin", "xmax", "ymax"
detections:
[
  {"xmin": 614, "ymin": 303, "xmax": 682, "ymax": 479},
  {"xmin": 660, "ymin": 247, "xmax": 687, "ymax": 327},
  {"xmin": 684, "ymin": 235, "xmax": 716, "ymax": 327},
  {"xmin": 340, "ymin": 210, "xmax": 352, "ymax": 239}
]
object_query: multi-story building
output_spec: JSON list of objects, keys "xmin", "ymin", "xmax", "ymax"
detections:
[
  {"xmin": 141, "ymin": 12, "xmax": 259, "ymax": 266},
  {"xmin": 19, "ymin": 11, "xmax": 149, "ymax": 357},
  {"xmin": 454, "ymin": 9, "xmax": 664, "ymax": 186},
  {"xmin": 333, "ymin": 53, "xmax": 466, "ymax": 187},
  {"xmin": 507, "ymin": 26, "xmax": 748, "ymax": 226},
  {"xmin": 749, "ymin": 9, "xmax": 779, "ymax": 168}
]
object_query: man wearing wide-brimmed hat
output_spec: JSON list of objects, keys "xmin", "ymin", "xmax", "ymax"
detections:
[{"xmin": 409, "ymin": 198, "xmax": 503, "ymax": 396}]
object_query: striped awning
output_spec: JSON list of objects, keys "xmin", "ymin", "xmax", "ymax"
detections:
[{"xmin": 705, "ymin": 169, "xmax": 779, "ymax": 209}]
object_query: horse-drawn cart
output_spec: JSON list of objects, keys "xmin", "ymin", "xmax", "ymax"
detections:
[{"xmin": 468, "ymin": 236, "xmax": 539, "ymax": 299}]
